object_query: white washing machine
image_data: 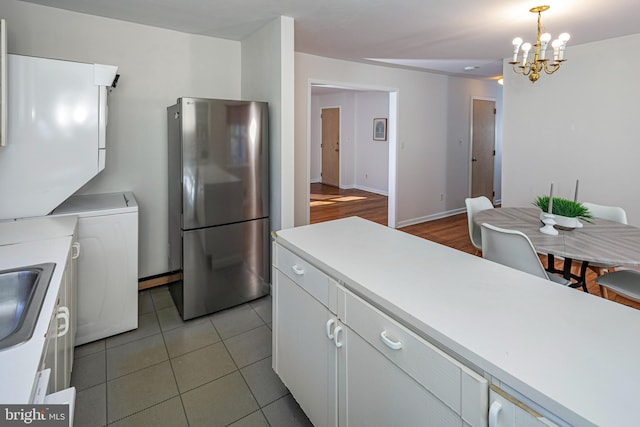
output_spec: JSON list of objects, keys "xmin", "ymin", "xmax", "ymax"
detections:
[{"xmin": 51, "ymin": 192, "xmax": 138, "ymax": 345}]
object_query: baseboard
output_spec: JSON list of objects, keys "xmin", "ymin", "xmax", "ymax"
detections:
[
  {"xmin": 353, "ymin": 185, "xmax": 388, "ymax": 196},
  {"xmin": 138, "ymin": 272, "xmax": 183, "ymax": 290},
  {"xmin": 397, "ymin": 207, "xmax": 466, "ymax": 228}
]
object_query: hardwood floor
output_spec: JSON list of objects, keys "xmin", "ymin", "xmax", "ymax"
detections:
[
  {"xmin": 310, "ymin": 183, "xmax": 388, "ymax": 225},
  {"xmin": 309, "ymin": 183, "xmax": 640, "ymax": 310}
]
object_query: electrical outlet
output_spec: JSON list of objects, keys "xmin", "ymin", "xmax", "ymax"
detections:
[
  {"xmin": 440, "ymin": 194, "xmax": 444, "ymax": 201},
  {"xmin": 365, "ymin": 173, "xmax": 368, "ymax": 179}
]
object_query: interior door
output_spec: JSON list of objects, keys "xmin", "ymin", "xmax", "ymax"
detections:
[
  {"xmin": 321, "ymin": 108, "xmax": 340, "ymax": 187},
  {"xmin": 471, "ymin": 99, "xmax": 496, "ymax": 200}
]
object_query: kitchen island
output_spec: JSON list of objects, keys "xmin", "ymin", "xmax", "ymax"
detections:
[{"xmin": 272, "ymin": 216, "xmax": 640, "ymax": 426}]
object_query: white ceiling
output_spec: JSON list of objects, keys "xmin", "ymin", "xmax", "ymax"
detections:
[{"xmin": 18, "ymin": 0, "xmax": 640, "ymax": 78}]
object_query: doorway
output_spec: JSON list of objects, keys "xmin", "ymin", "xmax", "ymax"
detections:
[
  {"xmin": 307, "ymin": 84, "xmax": 397, "ymax": 227},
  {"xmin": 470, "ymin": 98, "xmax": 496, "ymax": 202},
  {"xmin": 321, "ymin": 107, "xmax": 340, "ymax": 187}
]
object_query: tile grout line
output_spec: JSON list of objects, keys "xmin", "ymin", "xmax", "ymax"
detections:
[
  {"xmin": 105, "ymin": 396, "xmax": 183, "ymax": 426},
  {"xmin": 155, "ymin": 290, "xmax": 191, "ymax": 427},
  {"xmin": 213, "ymin": 306, "xmax": 272, "ymax": 426},
  {"xmin": 106, "ymin": 292, "xmax": 175, "ymax": 425},
  {"xmin": 78, "ymin": 289, "xmax": 278, "ymax": 426}
]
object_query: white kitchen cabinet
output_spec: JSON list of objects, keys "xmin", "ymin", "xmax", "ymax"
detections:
[
  {"xmin": 339, "ymin": 288, "xmax": 488, "ymax": 427},
  {"xmin": 273, "ymin": 242, "xmax": 488, "ymax": 426},
  {"xmin": 272, "ymin": 243, "xmax": 339, "ymax": 427},
  {"xmin": 273, "ymin": 270, "xmax": 338, "ymax": 426},
  {"xmin": 489, "ymin": 387, "xmax": 559, "ymax": 427},
  {"xmin": 41, "ymin": 233, "xmax": 78, "ymax": 394}
]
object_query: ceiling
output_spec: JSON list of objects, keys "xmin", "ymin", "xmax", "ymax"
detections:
[{"xmin": 19, "ymin": 0, "xmax": 640, "ymax": 78}]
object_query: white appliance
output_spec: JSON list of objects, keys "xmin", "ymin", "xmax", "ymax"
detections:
[
  {"xmin": 51, "ymin": 192, "xmax": 138, "ymax": 345},
  {"xmin": 0, "ymin": 54, "xmax": 118, "ymax": 220}
]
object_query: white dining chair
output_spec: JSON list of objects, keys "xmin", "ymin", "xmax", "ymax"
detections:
[
  {"xmin": 465, "ymin": 196, "xmax": 494, "ymax": 255},
  {"xmin": 582, "ymin": 202, "xmax": 628, "ymax": 225},
  {"xmin": 581, "ymin": 202, "xmax": 628, "ymax": 297},
  {"xmin": 595, "ymin": 270, "xmax": 640, "ymax": 303},
  {"xmin": 481, "ymin": 223, "xmax": 571, "ymax": 286}
]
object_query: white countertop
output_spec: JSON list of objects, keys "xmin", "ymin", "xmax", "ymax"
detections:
[
  {"xmin": 0, "ymin": 216, "xmax": 77, "ymax": 403},
  {"xmin": 274, "ymin": 217, "xmax": 640, "ymax": 426}
]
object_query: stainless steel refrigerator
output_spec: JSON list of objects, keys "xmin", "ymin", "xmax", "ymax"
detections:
[{"xmin": 167, "ymin": 98, "xmax": 270, "ymax": 320}]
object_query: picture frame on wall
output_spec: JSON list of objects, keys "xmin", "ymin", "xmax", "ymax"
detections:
[{"xmin": 373, "ymin": 118, "xmax": 387, "ymax": 141}]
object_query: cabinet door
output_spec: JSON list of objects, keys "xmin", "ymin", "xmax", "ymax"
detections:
[
  {"xmin": 341, "ymin": 327, "xmax": 463, "ymax": 427},
  {"xmin": 42, "ymin": 302, "xmax": 59, "ymax": 395},
  {"xmin": 54, "ymin": 263, "xmax": 72, "ymax": 392},
  {"xmin": 273, "ymin": 270, "xmax": 338, "ymax": 427},
  {"xmin": 489, "ymin": 388, "xmax": 559, "ymax": 427}
]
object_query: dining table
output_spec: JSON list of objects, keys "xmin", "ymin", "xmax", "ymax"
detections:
[{"xmin": 474, "ymin": 207, "xmax": 640, "ymax": 291}]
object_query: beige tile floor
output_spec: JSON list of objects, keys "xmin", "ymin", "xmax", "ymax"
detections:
[{"xmin": 71, "ymin": 286, "xmax": 312, "ymax": 427}]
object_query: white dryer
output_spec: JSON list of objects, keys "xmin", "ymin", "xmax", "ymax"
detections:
[{"xmin": 51, "ymin": 192, "xmax": 138, "ymax": 345}]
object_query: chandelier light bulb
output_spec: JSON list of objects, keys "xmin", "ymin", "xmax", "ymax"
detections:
[
  {"xmin": 512, "ymin": 37, "xmax": 523, "ymax": 62},
  {"xmin": 558, "ymin": 33, "xmax": 570, "ymax": 60},
  {"xmin": 521, "ymin": 42, "xmax": 532, "ymax": 66},
  {"xmin": 552, "ymin": 39, "xmax": 562, "ymax": 62},
  {"xmin": 540, "ymin": 32, "xmax": 551, "ymax": 60}
]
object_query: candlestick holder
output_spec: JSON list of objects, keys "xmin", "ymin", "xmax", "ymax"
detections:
[{"xmin": 540, "ymin": 213, "xmax": 559, "ymax": 235}]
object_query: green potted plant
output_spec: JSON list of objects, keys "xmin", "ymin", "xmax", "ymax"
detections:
[{"xmin": 533, "ymin": 196, "xmax": 593, "ymax": 229}]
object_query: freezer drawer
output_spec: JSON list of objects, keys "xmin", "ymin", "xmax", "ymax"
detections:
[{"xmin": 173, "ymin": 218, "xmax": 270, "ymax": 319}]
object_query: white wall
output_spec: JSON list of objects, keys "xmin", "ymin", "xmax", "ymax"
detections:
[
  {"xmin": 310, "ymin": 91, "xmax": 390, "ymax": 195},
  {"xmin": 354, "ymin": 91, "xmax": 389, "ymax": 194},
  {"xmin": 309, "ymin": 93, "xmax": 356, "ymax": 186},
  {"xmin": 0, "ymin": 1, "xmax": 243, "ymax": 278},
  {"xmin": 296, "ymin": 52, "xmax": 502, "ymax": 227},
  {"xmin": 447, "ymin": 77, "xmax": 503, "ymax": 206},
  {"xmin": 502, "ymin": 33, "xmax": 640, "ymax": 225},
  {"xmin": 241, "ymin": 16, "xmax": 295, "ymax": 231}
]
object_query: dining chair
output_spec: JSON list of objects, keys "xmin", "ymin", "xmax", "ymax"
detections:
[
  {"xmin": 595, "ymin": 270, "xmax": 640, "ymax": 303},
  {"xmin": 581, "ymin": 202, "xmax": 628, "ymax": 297},
  {"xmin": 582, "ymin": 202, "xmax": 628, "ymax": 225},
  {"xmin": 481, "ymin": 223, "xmax": 571, "ymax": 286},
  {"xmin": 465, "ymin": 196, "xmax": 494, "ymax": 255}
]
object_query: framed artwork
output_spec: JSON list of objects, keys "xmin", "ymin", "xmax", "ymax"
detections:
[{"xmin": 373, "ymin": 118, "xmax": 387, "ymax": 141}]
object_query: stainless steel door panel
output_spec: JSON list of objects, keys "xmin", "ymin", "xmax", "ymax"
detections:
[
  {"xmin": 167, "ymin": 103, "xmax": 183, "ymax": 272},
  {"xmin": 181, "ymin": 218, "xmax": 270, "ymax": 320},
  {"xmin": 181, "ymin": 98, "xmax": 269, "ymax": 230}
]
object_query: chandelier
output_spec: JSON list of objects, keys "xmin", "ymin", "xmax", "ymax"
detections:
[{"xmin": 510, "ymin": 5, "xmax": 570, "ymax": 83}]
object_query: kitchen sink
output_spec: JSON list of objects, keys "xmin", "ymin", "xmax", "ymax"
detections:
[{"xmin": 0, "ymin": 263, "xmax": 56, "ymax": 350}]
